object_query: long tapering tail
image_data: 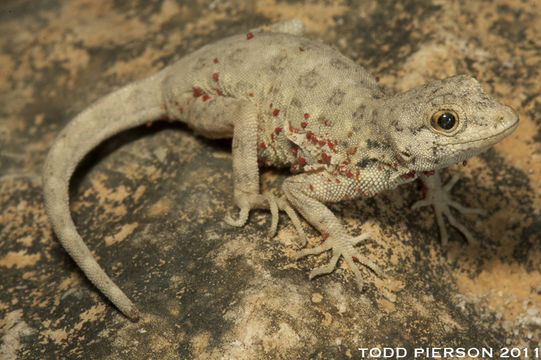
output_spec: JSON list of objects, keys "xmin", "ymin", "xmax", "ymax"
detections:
[{"xmin": 43, "ymin": 71, "xmax": 167, "ymax": 321}]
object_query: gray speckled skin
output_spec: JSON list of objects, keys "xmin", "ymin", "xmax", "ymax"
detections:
[{"xmin": 42, "ymin": 19, "xmax": 518, "ymax": 321}]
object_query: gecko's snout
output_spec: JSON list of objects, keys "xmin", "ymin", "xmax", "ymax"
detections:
[
  {"xmin": 501, "ymin": 105, "xmax": 519, "ymax": 129},
  {"xmin": 494, "ymin": 104, "xmax": 519, "ymax": 136}
]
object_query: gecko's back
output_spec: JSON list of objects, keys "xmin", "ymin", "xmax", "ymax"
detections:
[{"xmin": 160, "ymin": 31, "xmax": 383, "ymax": 167}]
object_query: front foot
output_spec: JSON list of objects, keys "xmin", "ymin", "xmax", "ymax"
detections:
[
  {"xmin": 225, "ymin": 192, "xmax": 305, "ymax": 240},
  {"xmin": 225, "ymin": 192, "xmax": 280, "ymax": 235},
  {"xmin": 412, "ymin": 171, "xmax": 486, "ymax": 245},
  {"xmin": 296, "ymin": 232, "xmax": 382, "ymax": 289}
]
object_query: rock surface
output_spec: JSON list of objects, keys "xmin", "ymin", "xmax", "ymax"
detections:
[{"xmin": 0, "ymin": 0, "xmax": 539, "ymax": 358}]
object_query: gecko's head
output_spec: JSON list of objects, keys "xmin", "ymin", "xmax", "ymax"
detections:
[{"xmin": 382, "ymin": 75, "xmax": 518, "ymax": 171}]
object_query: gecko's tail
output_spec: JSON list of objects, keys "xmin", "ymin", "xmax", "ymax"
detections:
[{"xmin": 43, "ymin": 72, "xmax": 167, "ymax": 321}]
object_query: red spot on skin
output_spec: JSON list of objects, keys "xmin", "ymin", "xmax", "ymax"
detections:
[
  {"xmin": 309, "ymin": 184, "xmax": 314, "ymax": 191},
  {"xmin": 146, "ymin": 120, "xmax": 152, "ymax": 127},
  {"xmin": 335, "ymin": 178, "xmax": 341, "ymax": 183},
  {"xmin": 347, "ymin": 131, "xmax": 353, "ymax": 137},
  {"xmin": 213, "ymin": 57, "xmax": 219, "ymax": 63},
  {"xmin": 290, "ymin": 166, "xmax": 298, "ymax": 173},
  {"xmin": 346, "ymin": 170, "xmax": 353, "ymax": 178},
  {"xmin": 377, "ymin": 165, "xmax": 382, "ymax": 170},
  {"xmin": 301, "ymin": 121, "xmax": 308, "ymax": 128},
  {"xmin": 178, "ymin": 106, "xmax": 184, "ymax": 113},
  {"xmin": 297, "ymin": 156, "xmax": 306, "ymax": 165},
  {"xmin": 381, "ymin": 154, "xmax": 385, "ymax": 158},
  {"xmin": 275, "ymin": 127, "xmax": 282, "ymax": 134},
  {"xmin": 249, "ymin": 92, "xmax": 253, "ymax": 97},
  {"xmin": 291, "ymin": 146, "xmax": 297, "ymax": 154},
  {"xmin": 246, "ymin": 32, "xmax": 254, "ymax": 40},
  {"xmin": 322, "ymin": 233, "xmax": 329, "ymax": 240},
  {"xmin": 375, "ymin": 76, "xmax": 380, "ymax": 82},
  {"xmin": 327, "ymin": 139, "xmax": 334, "ymax": 148},
  {"xmin": 463, "ymin": 160, "xmax": 468, "ymax": 166},
  {"xmin": 299, "ymin": 47, "xmax": 304, "ymax": 51},
  {"xmin": 306, "ymin": 131, "xmax": 314, "ymax": 140},
  {"xmin": 202, "ymin": 94, "xmax": 210, "ymax": 102},
  {"xmin": 318, "ymin": 140, "xmax": 325, "ymax": 146},
  {"xmin": 304, "ymin": 113, "xmax": 310, "ymax": 119},
  {"xmin": 259, "ymin": 142, "xmax": 266, "ymax": 149},
  {"xmin": 273, "ymin": 109, "xmax": 280, "ymax": 116},
  {"xmin": 212, "ymin": 72, "xmax": 219, "ymax": 82},
  {"xmin": 174, "ymin": 100, "xmax": 179, "ymax": 105},
  {"xmin": 289, "ymin": 125, "xmax": 294, "ymax": 133},
  {"xmin": 352, "ymin": 256, "xmax": 359, "ymax": 262},
  {"xmin": 423, "ymin": 170, "xmax": 435, "ymax": 177},
  {"xmin": 271, "ymin": 133, "xmax": 275, "ymax": 141},
  {"xmin": 328, "ymin": 178, "xmax": 332, "ymax": 182},
  {"xmin": 312, "ymin": 136, "xmax": 318, "ymax": 144},
  {"xmin": 393, "ymin": 162, "xmax": 398, "ymax": 167},
  {"xmin": 324, "ymin": 120, "xmax": 331, "ymax": 126},
  {"xmin": 270, "ymin": 103, "xmax": 273, "ymax": 108},
  {"xmin": 192, "ymin": 87, "xmax": 203, "ymax": 97},
  {"xmin": 161, "ymin": 114, "xmax": 169, "ymax": 120},
  {"xmin": 215, "ymin": 88, "xmax": 223, "ymax": 96},
  {"xmin": 403, "ymin": 170, "xmax": 416, "ymax": 179}
]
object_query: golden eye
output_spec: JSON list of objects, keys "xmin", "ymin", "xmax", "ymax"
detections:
[{"xmin": 431, "ymin": 110, "xmax": 459, "ymax": 132}]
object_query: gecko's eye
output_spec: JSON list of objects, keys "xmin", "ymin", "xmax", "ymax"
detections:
[{"xmin": 431, "ymin": 110, "xmax": 459, "ymax": 133}]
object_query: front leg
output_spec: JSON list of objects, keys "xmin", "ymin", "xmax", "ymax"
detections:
[
  {"xmin": 214, "ymin": 100, "xmax": 294, "ymax": 237},
  {"xmin": 283, "ymin": 173, "xmax": 381, "ymax": 288},
  {"xmin": 184, "ymin": 97, "xmax": 282, "ymax": 234},
  {"xmin": 412, "ymin": 170, "xmax": 486, "ymax": 245}
]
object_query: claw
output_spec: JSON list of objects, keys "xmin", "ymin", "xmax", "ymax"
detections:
[
  {"xmin": 277, "ymin": 197, "xmax": 307, "ymax": 246},
  {"xmin": 442, "ymin": 207, "xmax": 478, "ymax": 245},
  {"xmin": 448, "ymin": 200, "xmax": 487, "ymax": 216},
  {"xmin": 295, "ymin": 243, "xmax": 329, "ymax": 259},
  {"xmin": 266, "ymin": 193, "xmax": 279, "ymax": 237},
  {"xmin": 309, "ymin": 253, "xmax": 340, "ymax": 279},
  {"xmin": 350, "ymin": 233, "xmax": 371, "ymax": 246},
  {"xmin": 224, "ymin": 207, "xmax": 249, "ymax": 227},
  {"xmin": 411, "ymin": 199, "xmax": 431, "ymax": 210},
  {"xmin": 443, "ymin": 172, "xmax": 461, "ymax": 192}
]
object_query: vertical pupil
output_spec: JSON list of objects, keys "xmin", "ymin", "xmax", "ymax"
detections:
[{"xmin": 437, "ymin": 112, "xmax": 456, "ymax": 130}]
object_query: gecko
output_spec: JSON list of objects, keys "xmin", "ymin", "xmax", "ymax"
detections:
[{"xmin": 42, "ymin": 19, "xmax": 518, "ymax": 321}]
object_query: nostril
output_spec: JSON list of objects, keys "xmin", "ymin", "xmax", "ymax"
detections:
[{"xmin": 500, "ymin": 106, "xmax": 519, "ymax": 127}]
